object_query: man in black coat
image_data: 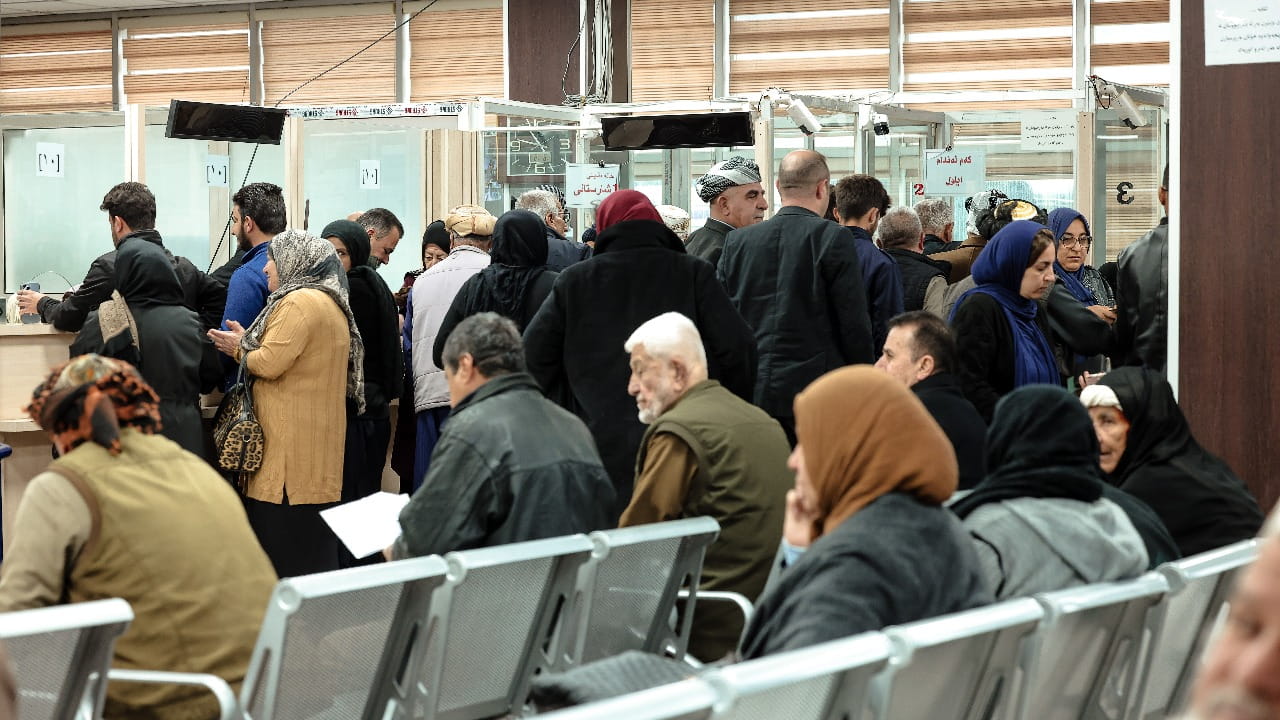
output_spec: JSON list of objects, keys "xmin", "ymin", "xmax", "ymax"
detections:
[
  {"xmin": 1114, "ymin": 166, "xmax": 1169, "ymax": 376},
  {"xmin": 517, "ymin": 188, "xmax": 592, "ymax": 271},
  {"xmin": 878, "ymin": 206, "xmax": 951, "ymax": 317},
  {"xmin": 523, "ymin": 190, "xmax": 757, "ymax": 520},
  {"xmin": 716, "ymin": 150, "xmax": 874, "ymax": 443},
  {"xmin": 16, "ymin": 182, "xmax": 225, "ymax": 334},
  {"xmin": 685, "ymin": 156, "xmax": 768, "ymax": 267},
  {"xmin": 876, "ymin": 311, "xmax": 987, "ymax": 489}
]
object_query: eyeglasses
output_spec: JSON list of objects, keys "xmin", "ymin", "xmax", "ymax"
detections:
[{"xmin": 1060, "ymin": 234, "xmax": 1092, "ymax": 249}]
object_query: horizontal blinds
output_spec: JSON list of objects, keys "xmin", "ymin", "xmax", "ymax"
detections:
[
  {"xmin": 903, "ymin": 0, "xmax": 1073, "ymax": 95},
  {"xmin": 1090, "ymin": 0, "xmax": 1170, "ymax": 86},
  {"xmin": 729, "ymin": 0, "xmax": 889, "ymax": 95},
  {"xmin": 262, "ymin": 14, "xmax": 396, "ymax": 106},
  {"xmin": 122, "ymin": 22, "xmax": 249, "ymax": 107},
  {"xmin": 0, "ymin": 30, "xmax": 113, "ymax": 113},
  {"xmin": 630, "ymin": 0, "xmax": 715, "ymax": 101},
  {"xmin": 409, "ymin": 8, "xmax": 504, "ymax": 101}
]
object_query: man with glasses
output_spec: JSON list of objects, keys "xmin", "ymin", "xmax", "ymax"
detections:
[{"xmin": 517, "ymin": 187, "xmax": 591, "ymax": 270}]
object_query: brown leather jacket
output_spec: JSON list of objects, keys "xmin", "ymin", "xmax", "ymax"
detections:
[{"xmin": 931, "ymin": 233, "xmax": 988, "ymax": 283}]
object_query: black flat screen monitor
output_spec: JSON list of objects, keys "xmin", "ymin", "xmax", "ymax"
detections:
[
  {"xmin": 600, "ymin": 112, "xmax": 754, "ymax": 151},
  {"xmin": 165, "ymin": 100, "xmax": 287, "ymax": 145}
]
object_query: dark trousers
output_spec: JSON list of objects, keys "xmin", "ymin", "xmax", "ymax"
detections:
[
  {"xmin": 244, "ymin": 493, "xmax": 341, "ymax": 578},
  {"xmin": 339, "ymin": 413, "xmax": 392, "ymax": 568}
]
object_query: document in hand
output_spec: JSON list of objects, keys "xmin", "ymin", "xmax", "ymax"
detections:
[{"xmin": 320, "ymin": 491, "xmax": 411, "ymax": 558}]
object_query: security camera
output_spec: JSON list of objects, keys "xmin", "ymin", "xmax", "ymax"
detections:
[
  {"xmin": 872, "ymin": 113, "xmax": 890, "ymax": 136},
  {"xmin": 1115, "ymin": 90, "xmax": 1149, "ymax": 129},
  {"xmin": 786, "ymin": 98, "xmax": 823, "ymax": 136}
]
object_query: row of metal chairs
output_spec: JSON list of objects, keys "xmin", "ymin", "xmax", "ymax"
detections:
[
  {"xmin": 0, "ymin": 516, "xmax": 722, "ymax": 720},
  {"xmin": 537, "ymin": 538, "xmax": 1258, "ymax": 720}
]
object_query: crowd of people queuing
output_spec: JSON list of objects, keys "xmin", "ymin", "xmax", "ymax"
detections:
[{"xmin": 0, "ymin": 148, "xmax": 1270, "ymax": 719}]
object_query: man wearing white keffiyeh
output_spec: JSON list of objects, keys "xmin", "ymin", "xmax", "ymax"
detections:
[{"xmin": 686, "ymin": 156, "xmax": 768, "ymax": 266}]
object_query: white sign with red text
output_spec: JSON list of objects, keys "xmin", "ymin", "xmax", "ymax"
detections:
[
  {"xmin": 923, "ymin": 149, "xmax": 986, "ymax": 196},
  {"xmin": 565, "ymin": 163, "xmax": 620, "ymax": 208}
]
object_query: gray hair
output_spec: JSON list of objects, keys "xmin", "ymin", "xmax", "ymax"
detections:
[
  {"xmin": 441, "ymin": 312, "xmax": 525, "ymax": 377},
  {"xmin": 876, "ymin": 206, "xmax": 924, "ymax": 250},
  {"xmin": 624, "ymin": 312, "xmax": 707, "ymax": 372},
  {"xmin": 913, "ymin": 198, "xmax": 953, "ymax": 234},
  {"xmin": 516, "ymin": 190, "xmax": 562, "ymax": 224},
  {"xmin": 356, "ymin": 207, "xmax": 404, "ymax": 239}
]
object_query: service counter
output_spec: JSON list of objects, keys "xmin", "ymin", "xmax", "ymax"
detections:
[{"xmin": 0, "ymin": 323, "xmax": 74, "ymax": 553}]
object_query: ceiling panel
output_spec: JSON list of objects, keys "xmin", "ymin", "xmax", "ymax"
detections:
[{"xmin": 0, "ymin": 0, "xmax": 251, "ymax": 19}]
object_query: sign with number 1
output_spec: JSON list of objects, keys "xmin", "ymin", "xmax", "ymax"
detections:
[
  {"xmin": 360, "ymin": 160, "xmax": 381, "ymax": 190},
  {"xmin": 37, "ymin": 142, "xmax": 65, "ymax": 178}
]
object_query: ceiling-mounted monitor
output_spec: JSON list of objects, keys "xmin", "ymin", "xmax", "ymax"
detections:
[
  {"xmin": 600, "ymin": 111, "xmax": 754, "ymax": 151},
  {"xmin": 165, "ymin": 100, "xmax": 288, "ymax": 145}
]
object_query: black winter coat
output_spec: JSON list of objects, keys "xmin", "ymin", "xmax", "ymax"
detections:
[
  {"xmin": 716, "ymin": 206, "xmax": 874, "ymax": 422},
  {"xmin": 392, "ymin": 373, "xmax": 616, "ymax": 557},
  {"xmin": 348, "ymin": 272, "xmax": 403, "ymax": 418},
  {"xmin": 911, "ymin": 373, "xmax": 988, "ymax": 490},
  {"xmin": 523, "ymin": 220, "xmax": 758, "ymax": 518},
  {"xmin": 545, "ymin": 227, "xmax": 593, "ymax": 271},
  {"xmin": 685, "ymin": 218, "xmax": 734, "ymax": 267},
  {"xmin": 951, "ymin": 292, "xmax": 1061, "ymax": 422},
  {"xmin": 741, "ymin": 493, "xmax": 992, "ymax": 659},
  {"xmin": 432, "ymin": 268, "xmax": 557, "ymax": 369},
  {"xmin": 1114, "ymin": 219, "xmax": 1168, "ymax": 375},
  {"xmin": 884, "ymin": 247, "xmax": 949, "ymax": 313}
]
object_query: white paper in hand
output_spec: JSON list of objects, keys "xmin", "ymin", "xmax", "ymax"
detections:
[{"xmin": 320, "ymin": 492, "xmax": 411, "ymax": 558}]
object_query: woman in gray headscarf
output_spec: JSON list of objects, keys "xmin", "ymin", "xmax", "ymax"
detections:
[{"xmin": 208, "ymin": 229, "xmax": 365, "ymax": 577}]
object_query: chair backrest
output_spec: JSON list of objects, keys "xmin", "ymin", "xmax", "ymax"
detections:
[
  {"xmin": 239, "ymin": 555, "xmax": 450, "ymax": 720},
  {"xmin": 707, "ymin": 631, "xmax": 893, "ymax": 720},
  {"xmin": 1023, "ymin": 573, "xmax": 1169, "ymax": 720},
  {"xmin": 869, "ymin": 598, "xmax": 1044, "ymax": 720},
  {"xmin": 392, "ymin": 534, "xmax": 596, "ymax": 720},
  {"xmin": 568, "ymin": 517, "xmax": 719, "ymax": 665},
  {"xmin": 1139, "ymin": 539, "xmax": 1258, "ymax": 720},
  {"xmin": 0, "ymin": 598, "xmax": 132, "ymax": 720},
  {"xmin": 534, "ymin": 678, "xmax": 721, "ymax": 720}
]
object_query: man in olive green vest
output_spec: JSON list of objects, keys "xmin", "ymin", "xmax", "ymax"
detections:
[{"xmin": 622, "ymin": 312, "xmax": 790, "ymax": 662}]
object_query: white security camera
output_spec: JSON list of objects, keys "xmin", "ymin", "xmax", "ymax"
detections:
[
  {"xmin": 1115, "ymin": 90, "xmax": 1149, "ymax": 129},
  {"xmin": 786, "ymin": 98, "xmax": 823, "ymax": 136}
]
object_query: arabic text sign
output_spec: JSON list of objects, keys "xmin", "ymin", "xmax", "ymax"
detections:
[
  {"xmin": 922, "ymin": 149, "xmax": 986, "ymax": 196},
  {"xmin": 1021, "ymin": 111, "xmax": 1077, "ymax": 151},
  {"xmin": 565, "ymin": 163, "xmax": 620, "ymax": 208},
  {"xmin": 1206, "ymin": 0, "xmax": 1280, "ymax": 66}
]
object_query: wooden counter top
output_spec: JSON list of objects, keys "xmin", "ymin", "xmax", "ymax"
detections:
[{"xmin": 0, "ymin": 323, "xmax": 72, "ymax": 337}]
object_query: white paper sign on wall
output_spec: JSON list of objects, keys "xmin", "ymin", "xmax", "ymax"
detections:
[
  {"xmin": 1206, "ymin": 0, "xmax": 1280, "ymax": 66},
  {"xmin": 922, "ymin": 149, "xmax": 986, "ymax": 196},
  {"xmin": 1021, "ymin": 111, "xmax": 1077, "ymax": 151},
  {"xmin": 565, "ymin": 163, "xmax": 620, "ymax": 208},
  {"xmin": 206, "ymin": 155, "xmax": 229, "ymax": 187},
  {"xmin": 360, "ymin": 160, "xmax": 381, "ymax": 190},
  {"xmin": 36, "ymin": 142, "xmax": 65, "ymax": 178}
]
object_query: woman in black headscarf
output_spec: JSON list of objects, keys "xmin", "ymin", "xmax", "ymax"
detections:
[
  {"xmin": 430, "ymin": 209, "xmax": 557, "ymax": 368},
  {"xmin": 323, "ymin": 219, "xmax": 403, "ymax": 505},
  {"xmin": 951, "ymin": 385, "xmax": 1172, "ymax": 600},
  {"xmin": 69, "ymin": 238, "xmax": 206, "ymax": 457},
  {"xmin": 1081, "ymin": 367, "xmax": 1263, "ymax": 557}
]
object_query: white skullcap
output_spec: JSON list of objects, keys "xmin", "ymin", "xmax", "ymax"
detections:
[{"xmin": 1079, "ymin": 383, "xmax": 1122, "ymax": 410}]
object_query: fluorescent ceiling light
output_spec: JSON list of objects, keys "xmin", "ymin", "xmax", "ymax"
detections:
[
  {"xmin": 733, "ymin": 48, "xmax": 889, "ymax": 62},
  {"xmin": 1091, "ymin": 64, "xmax": 1171, "ymax": 86},
  {"xmin": 1098, "ymin": 134, "xmax": 1140, "ymax": 140},
  {"xmin": 1091, "ymin": 22, "xmax": 1170, "ymax": 44},
  {"xmin": 1, "ymin": 48, "xmax": 110, "ymax": 59},
  {"xmin": 0, "ymin": 84, "xmax": 112, "ymax": 93},
  {"xmin": 953, "ymin": 138, "xmax": 1021, "ymax": 145},
  {"xmin": 734, "ymin": 8, "xmax": 889, "ymax": 22},
  {"xmin": 908, "ymin": 26, "xmax": 1071, "ymax": 43},
  {"xmin": 129, "ymin": 29, "xmax": 248, "ymax": 39},
  {"xmin": 908, "ymin": 67, "xmax": 1073, "ymax": 83},
  {"xmin": 128, "ymin": 65, "xmax": 249, "ymax": 76}
]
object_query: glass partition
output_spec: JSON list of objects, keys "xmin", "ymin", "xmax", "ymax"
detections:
[
  {"xmin": 3, "ymin": 122, "xmax": 126, "ymax": 294},
  {"xmin": 1094, "ymin": 106, "xmax": 1164, "ymax": 261},
  {"xmin": 302, "ymin": 118, "xmax": 425, "ymax": 288},
  {"xmin": 947, "ymin": 120, "xmax": 1076, "ymax": 234},
  {"xmin": 144, "ymin": 124, "xmax": 214, "ymax": 270},
  {"xmin": 870, "ymin": 126, "xmax": 931, "ymax": 206}
]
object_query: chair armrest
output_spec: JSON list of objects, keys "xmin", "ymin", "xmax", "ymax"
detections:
[
  {"xmin": 107, "ymin": 669, "xmax": 240, "ymax": 720},
  {"xmin": 676, "ymin": 589, "xmax": 755, "ymax": 629}
]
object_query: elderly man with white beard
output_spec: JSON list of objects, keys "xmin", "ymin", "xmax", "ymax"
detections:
[{"xmin": 621, "ymin": 311, "xmax": 790, "ymax": 662}]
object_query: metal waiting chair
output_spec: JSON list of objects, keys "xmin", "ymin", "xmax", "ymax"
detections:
[
  {"xmin": 567, "ymin": 517, "xmax": 720, "ymax": 666},
  {"xmin": 1137, "ymin": 539, "xmax": 1258, "ymax": 720},
  {"xmin": 239, "ymin": 555, "xmax": 451, "ymax": 720},
  {"xmin": 868, "ymin": 598, "xmax": 1045, "ymax": 720},
  {"xmin": 1022, "ymin": 573, "xmax": 1170, "ymax": 720},
  {"xmin": 534, "ymin": 677, "xmax": 722, "ymax": 720},
  {"xmin": 375, "ymin": 534, "xmax": 596, "ymax": 720},
  {"xmin": 707, "ymin": 631, "xmax": 894, "ymax": 720}
]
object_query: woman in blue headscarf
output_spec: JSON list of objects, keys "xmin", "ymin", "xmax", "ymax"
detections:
[
  {"xmin": 950, "ymin": 220, "xmax": 1061, "ymax": 421},
  {"xmin": 1046, "ymin": 208, "xmax": 1117, "ymax": 377}
]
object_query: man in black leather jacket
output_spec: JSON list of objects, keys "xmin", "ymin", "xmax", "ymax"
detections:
[
  {"xmin": 15, "ymin": 182, "xmax": 225, "ymax": 334},
  {"xmin": 391, "ymin": 312, "xmax": 615, "ymax": 559},
  {"xmin": 1114, "ymin": 167, "xmax": 1169, "ymax": 376}
]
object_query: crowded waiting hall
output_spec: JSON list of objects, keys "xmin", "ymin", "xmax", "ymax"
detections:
[{"xmin": 0, "ymin": 0, "xmax": 1274, "ymax": 718}]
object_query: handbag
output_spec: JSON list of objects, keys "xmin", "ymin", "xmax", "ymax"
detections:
[{"xmin": 212, "ymin": 356, "xmax": 265, "ymax": 482}]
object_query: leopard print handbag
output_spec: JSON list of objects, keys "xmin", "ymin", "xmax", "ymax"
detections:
[{"xmin": 212, "ymin": 357, "xmax": 264, "ymax": 481}]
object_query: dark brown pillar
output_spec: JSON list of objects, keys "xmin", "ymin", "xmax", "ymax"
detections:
[
  {"xmin": 505, "ymin": 0, "xmax": 583, "ymax": 105},
  {"xmin": 1179, "ymin": 8, "xmax": 1280, "ymax": 512}
]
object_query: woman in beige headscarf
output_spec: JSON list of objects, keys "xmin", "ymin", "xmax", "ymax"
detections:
[{"xmin": 739, "ymin": 366, "xmax": 992, "ymax": 659}]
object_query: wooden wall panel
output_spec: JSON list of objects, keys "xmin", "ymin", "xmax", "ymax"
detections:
[
  {"xmin": 1179, "ymin": 5, "xmax": 1280, "ymax": 513},
  {"xmin": 505, "ymin": 0, "xmax": 581, "ymax": 105}
]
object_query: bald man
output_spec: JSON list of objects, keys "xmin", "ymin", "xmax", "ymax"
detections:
[{"xmin": 716, "ymin": 150, "xmax": 874, "ymax": 443}]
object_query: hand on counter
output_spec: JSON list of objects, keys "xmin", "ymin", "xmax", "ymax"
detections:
[
  {"xmin": 15, "ymin": 290, "xmax": 46, "ymax": 315},
  {"xmin": 207, "ymin": 320, "xmax": 246, "ymax": 358}
]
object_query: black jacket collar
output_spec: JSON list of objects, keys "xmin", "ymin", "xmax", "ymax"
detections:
[
  {"xmin": 593, "ymin": 220, "xmax": 686, "ymax": 255},
  {"xmin": 913, "ymin": 372, "xmax": 964, "ymax": 396},
  {"xmin": 454, "ymin": 372, "xmax": 541, "ymax": 414}
]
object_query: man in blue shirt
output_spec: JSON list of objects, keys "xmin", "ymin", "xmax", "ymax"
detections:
[
  {"xmin": 220, "ymin": 182, "xmax": 286, "ymax": 387},
  {"xmin": 832, "ymin": 174, "xmax": 905, "ymax": 357}
]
